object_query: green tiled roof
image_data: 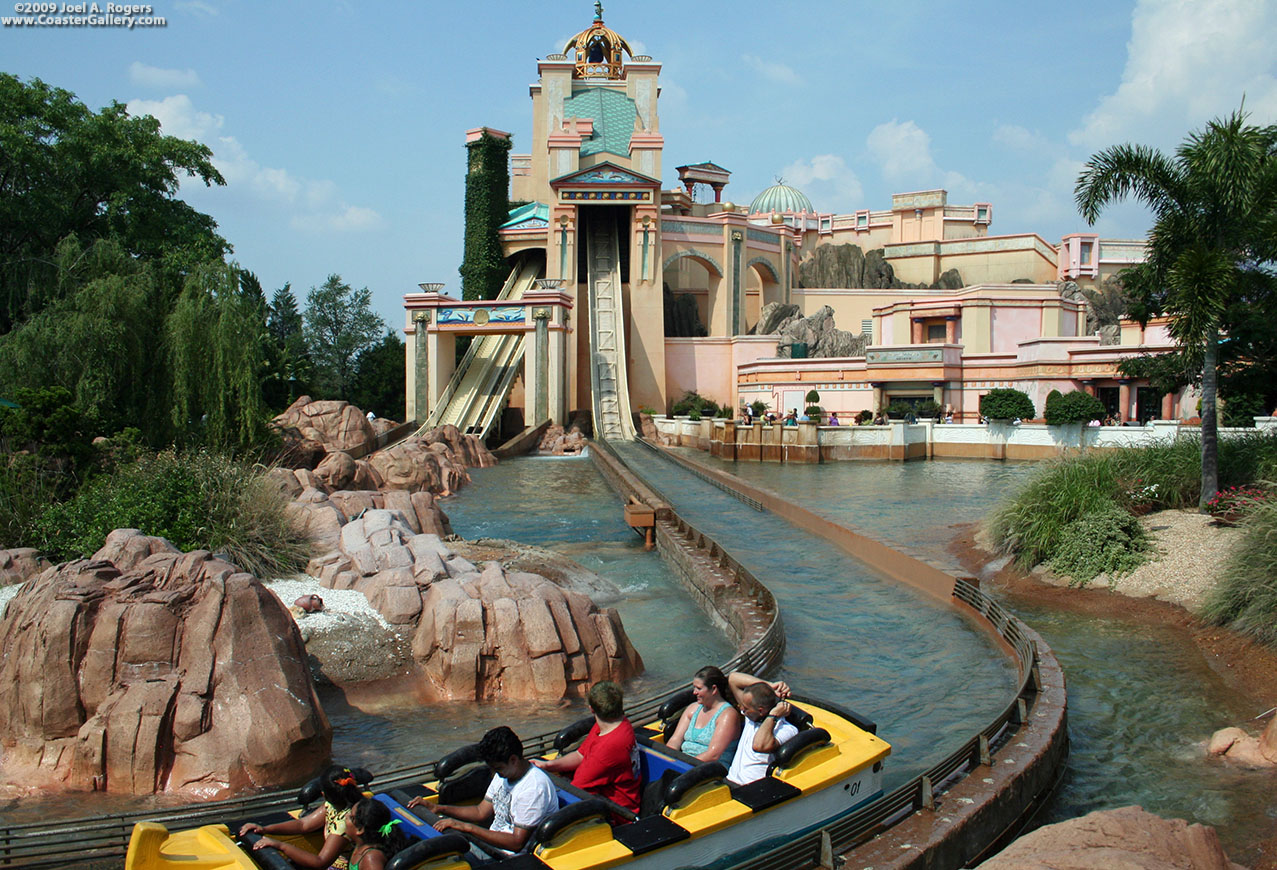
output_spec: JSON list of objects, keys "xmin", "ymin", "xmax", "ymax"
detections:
[
  {"xmin": 501, "ymin": 201, "xmax": 549, "ymax": 228},
  {"xmin": 563, "ymin": 87, "xmax": 637, "ymax": 158},
  {"xmin": 749, "ymin": 182, "xmax": 815, "ymax": 214}
]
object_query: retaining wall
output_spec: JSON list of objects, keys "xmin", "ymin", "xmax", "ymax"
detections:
[{"xmin": 655, "ymin": 415, "xmax": 1277, "ymax": 462}]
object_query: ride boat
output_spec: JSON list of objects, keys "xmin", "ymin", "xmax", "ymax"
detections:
[{"xmin": 125, "ymin": 690, "xmax": 889, "ymax": 870}]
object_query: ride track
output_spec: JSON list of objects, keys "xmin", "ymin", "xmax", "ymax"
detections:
[{"xmin": 0, "ymin": 439, "xmax": 1063, "ymax": 870}]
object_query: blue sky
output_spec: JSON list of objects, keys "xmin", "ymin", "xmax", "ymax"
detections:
[{"xmin": 5, "ymin": 0, "xmax": 1276, "ymax": 328}]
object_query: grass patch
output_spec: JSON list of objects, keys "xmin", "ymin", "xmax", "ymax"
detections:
[
  {"xmin": 990, "ymin": 432, "xmax": 1277, "ymax": 573},
  {"xmin": 1204, "ymin": 495, "xmax": 1277, "ymax": 649},
  {"xmin": 34, "ymin": 449, "xmax": 311, "ymax": 578}
]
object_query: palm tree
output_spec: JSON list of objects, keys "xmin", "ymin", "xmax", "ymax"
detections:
[{"xmin": 1076, "ymin": 109, "xmax": 1277, "ymax": 508}]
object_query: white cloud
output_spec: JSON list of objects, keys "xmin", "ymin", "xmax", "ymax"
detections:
[
  {"xmin": 126, "ymin": 95, "xmax": 382, "ymax": 234},
  {"xmin": 741, "ymin": 54, "xmax": 802, "ymax": 86},
  {"xmin": 127, "ymin": 94, "xmax": 222, "ymax": 140},
  {"xmin": 866, "ymin": 119, "xmax": 972, "ymax": 193},
  {"xmin": 866, "ymin": 119, "xmax": 938, "ymax": 182},
  {"xmin": 992, "ymin": 123, "xmax": 1049, "ymax": 153},
  {"xmin": 129, "ymin": 62, "xmax": 201, "ymax": 90},
  {"xmin": 175, "ymin": 0, "xmax": 218, "ymax": 16},
  {"xmin": 292, "ymin": 206, "xmax": 385, "ymax": 233},
  {"xmin": 1070, "ymin": 0, "xmax": 1277, "ymax": 150},
  {"xmin": 779, "ymin": 154, "xmax": 863, "ymax": 212}
]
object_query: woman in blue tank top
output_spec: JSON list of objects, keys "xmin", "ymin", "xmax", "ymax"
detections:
[{"xmin": 667, "ymin": 665, "xmax": 742, "ymax": 762}]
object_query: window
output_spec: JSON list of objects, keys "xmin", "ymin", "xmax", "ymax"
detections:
[
  {"xmin": 927, "ymin": 323, "xmax": 946, "ymax": 342},
  {"xmin": 861, "ymin": 318, "xmax": 873, "ymax": 337}
]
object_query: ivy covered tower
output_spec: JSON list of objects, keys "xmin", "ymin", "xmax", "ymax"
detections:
[{"xmin": 460, "ymin": 128, "xmax": 512, "ymax": 301}]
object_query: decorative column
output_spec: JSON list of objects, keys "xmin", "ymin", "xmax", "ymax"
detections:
[
  {"xmin": 1082, "ymin": 379, "xmax": 1096, "ymax": 397},
  {"xmin": 412, "ymin": 310, "xmax": 430, "ymax": 424},
  {"xmin": 1118, "ymin": 380, "xmax": 1132, "ymax": 424},
  {"xmin": 911, "ymin": 318, "xmax": 924, "ymax": 343},
  {"xmin": 932, "ymin": 382, "xmax": 945, "ymax": 405},
  {"xmin": 730, "ymin": 229, "xmax": 744, "ymax": 336},
  {"xmin": 532, "ymin": 307, "xmax": 551, "ymax": 424},
  {"xmin": 1161, "ymin": 392, "xmax": 1175, "ymax": 422},
  {"xmin": 945, "ymin": 316, "xmax": 957, "ymax": 344}
]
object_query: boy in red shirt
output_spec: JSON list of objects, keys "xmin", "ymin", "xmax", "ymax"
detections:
[{"xmin": 534, "ymin": 681, "xmax": 640, "ymax": 813}]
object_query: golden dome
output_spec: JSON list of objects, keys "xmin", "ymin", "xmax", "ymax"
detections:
[{"xmin": 563, "ymin": 3, "xmax": 632, "ymax": 79}]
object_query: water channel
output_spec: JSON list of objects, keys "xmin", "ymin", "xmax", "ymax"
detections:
[
  {"xmin": 5, "ymin": 446, "xmax": 1270, "ymax": 867},
  {"xmin": 682, "ymin": 450, "xmax": 1276, "ymax": 865}
]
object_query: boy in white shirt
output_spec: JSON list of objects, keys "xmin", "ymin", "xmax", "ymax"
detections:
[{"xmin": 410, "ymin": 726, "xmax": 557, "ymax": 854}]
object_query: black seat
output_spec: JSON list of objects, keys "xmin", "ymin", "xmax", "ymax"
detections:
[
  {"xmin": 532, "ymin": 798, "xmax": 614, "ymax": 848},
  {"xmin": 384, "ymin": 833, "xmax": 472, "ymax": 870}
]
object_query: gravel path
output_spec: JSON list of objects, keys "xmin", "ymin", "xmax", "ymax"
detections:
[{"xmin": 1107, "ymin": 510, "xmax": 1243, "ymax": 613}]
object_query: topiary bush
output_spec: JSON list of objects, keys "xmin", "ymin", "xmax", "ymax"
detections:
[
  {"xmin": 670, "ymin": 390, "xmax": 720, "ymax": 418},
  {"xmin": 1044, "ymin": 389, "xmax": 1063, "ymax": 422},
  {"xmin": 1044, "ymin": 389, "xmax": 1106, "ymax": 425},
  {"xmin": 1047, "ymin": 501, "xmax": 1151, "ymax": 585},
  {"xmin": 855, "ymin": 410, "xmax": 874, "ymax": 425},
  {"xmin": 980, "ymin": 388, "xmax": 1035, "ymax": 420},
  {"xmin": 885, "ymin": 401, "xmax": 913, "ymax": 420},
  {"xmin": 749, "ymin": 400, "xmax": 770, "ymax": 418}
]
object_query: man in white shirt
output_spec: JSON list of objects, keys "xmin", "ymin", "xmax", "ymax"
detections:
[
  {"xmin": 725, "ymin": 671, "xmax": 798, "ymax": 785},
  {"xmin": 411, "ymin": 726, "xmax": 557, "ymax": 854}
]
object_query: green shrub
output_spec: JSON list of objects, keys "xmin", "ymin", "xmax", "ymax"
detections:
[
  {"xmin": 1221, "ymin": 392, "xmax": 1265, "ymax": 428},
  {"xmin": 34, "ymin": 449, "xmax": 311, "ymax": 578},
  {"xmin": 980, "ymin": 388, "xmax": 1035, "ymax": 420},
  {"xmin": 1044, "ymin": 389, "xmax": 1063, "ymax": 422},
  {"xmin": 687, "ymin": 409, "xmax": 702, "ymax": 421},
  {"xmin": 804, "ymin": 405, "xmax": 823, "ymax": 417},
  {"xmin": 915, "ymin": 399, "xmax": 941, "ymax": 420},
  {"xmin": 990, "ymin": 432, "xmax": 1277, "ymax": 569},
  {"xmin": 1205, "ymin": 495, "xmax": 1277, "ymax": 648},
  {"xmin": 804, "ymin": 389, "xmax": 820, "ymax": 405},
  {"xmin": 1047, "ymin": 502, "xmax": 1151, "ymax": 585},
  {"xmin": 855, "ymin": 410, "xmax": 873, "ymax": 425},
  {"xmin": 670, "ymin": 390, "xmax": 718, "ymax": 418},
  {"xmin": 749, "ymin": 400, "xmax": 770, "ymax": 417},
  {"xmin": 1044, "ymin": 390, "xmax": 1106, "ymax": 425},
  {"xmin": 885, "ymin": 401, "xmax": 913, "ymax": 419}
]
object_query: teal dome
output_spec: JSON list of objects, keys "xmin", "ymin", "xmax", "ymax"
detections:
[{"xmin": 749, "ymin": 181, "xmax": 814, "ymax": 215}]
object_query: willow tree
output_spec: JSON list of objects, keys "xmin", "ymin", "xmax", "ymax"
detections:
[
  {"xmin": 168, "ymin": 262, "xmax": 271, "ymax": 451},
  {"xmin": 1076, "ymin": 110, "xmax": 1277, "ymax": 508}
]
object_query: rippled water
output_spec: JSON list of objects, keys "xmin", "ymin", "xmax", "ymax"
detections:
[
  {"xmin": 608, "ymin": 443, "xmax": 1019, "ymax": 788},
  {"xmin": 689, "ymin": 451, "xmax": 1277, "ymax": 863}
]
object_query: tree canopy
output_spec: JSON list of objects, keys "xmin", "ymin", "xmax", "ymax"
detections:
[
  {"xmin": 1076, "ymin": 108, "xmax": 1277, "ymax": 506},
  {"xmin": 0, "ymin": 74, "xmax": 228, "ymax": 332},
  {"xmin": 303, "ymin": 274, "xmax": 387, "ymax": 399}
]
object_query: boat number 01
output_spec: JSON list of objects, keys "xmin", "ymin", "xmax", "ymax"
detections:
[{"xmin": 844, "ymin": 780, "xmax": 860, "ymax": 795}]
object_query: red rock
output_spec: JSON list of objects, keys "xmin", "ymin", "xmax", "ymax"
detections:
[
  {"xmin": 314, "ymin": 451, "xmax": 357, "ymax": 490},
  {"xmin": 273, "ymin": 397, "xmax": 377, "ymax": 454},
  {"xmin": 0, "ymin": 548, "xmax": 51, "ymax": 586},
  {"xmin": 0, "ymin": 533, "xmax": 329, "ymax": 797},
  {"xmin": 976, "ymin": 805, "xmax": 1245, "ymax": 870}
]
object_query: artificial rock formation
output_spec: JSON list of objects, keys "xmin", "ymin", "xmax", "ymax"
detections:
[
  {"xmin": 796, "ymin": 243, "xmax": 964, "ymax": 292},
  {"xmin": 0, "ymin": 530, "xmax": 330, "ymax": 797},
  {"xmin": 274, "ymin": 396, "xmax": 378, "ymax": 455},
  {"xmin": 753, "ymin": 303, "xmax": 867, "ymax": 359},
  {"xmin": 537, "ymin": 424, "xmax": 587, "ymax": 456},
  {"xmin": 306, "ymin": 510, "xmax": 642, "ymax": 701},
  {"xmin": 0, "ymin": 547, "xmax": 49, "ymax": 586},
  {"xmin": 975, "ymin": 805, "xmax": 1245, "ymax": 870},
  {"xmin": 1206, "ymin": 715, "xmax": 1277, "ymax": 768}
]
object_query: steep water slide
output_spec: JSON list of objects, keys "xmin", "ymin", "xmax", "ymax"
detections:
[
  {"xmin": 584, "ymin": 210, "xmax": 636, "ymax": 440},
  {"xmin": 416, "ymin": 257, "xmax": 541, "ymax": 439}
]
